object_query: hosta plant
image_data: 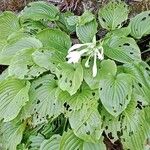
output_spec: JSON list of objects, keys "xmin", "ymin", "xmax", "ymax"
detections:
[{"xmin": 0, "ymin": 1, "xmax": 150, "ymax": 150}]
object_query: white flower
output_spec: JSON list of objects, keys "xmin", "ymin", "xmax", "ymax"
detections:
[
  {"xmin": 66, "ymin": 36, "xmax": 104, "ymax": 77},
  {"xmin": 92, "ymin": 52, "xmax": 97, "ymax": 77},
  {"xmin": 67, "ymin": 51, "xmax": 81, "ymax": 63},
  {"xmin": 67, "ymin": 49, "xmax": 88, "ymax": 64}
]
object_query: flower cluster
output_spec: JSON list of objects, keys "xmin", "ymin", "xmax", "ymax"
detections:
[{"xmin": 66, "ymin": 37, "xmax": 104, "ymax": 77}]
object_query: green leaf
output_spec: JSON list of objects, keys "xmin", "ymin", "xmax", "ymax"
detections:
[
  {"xmin": 124, "ymin": 61, "xmax": 150, "ymax": 103},
  {"xmin": 58, "ymin": 84, "xmax": 98, "ymax": 111},
  {"xmin": 29, "ymin": 134, "xmax": 45, "ymax": 150},
  {"xmin": 0, "ymin": 37, "xmax": 43, "ymax": 65},
  {"xmin": 1, "ymin": 121, "xmax": 25, "ymax": 150},
  {"xmin": 32, "ymin": 49, "xmax": 65, "ymax": 73},
  {"xmin": 101, "ymin": 98, "xmax": 150, "ymax": 150},
  {"xmin": 60, "ymin": 130, "xmax": 83, "ymax": 150},
  {"xmin": 28, "ymin": 75, "xmax": 63, "ymax": 125},
  {"xmin": 8, "ymin": 48, "xmax": 46, "ymax": 79},
  {"xmin": 76, "ymin": 20, "xmax": 98, "ymax": 43},
  {"xmin": 78, "ymin": 11, "xmax": 95, "ymax": 26},
  {"xmin": 0, "ymin": 12, "xmax": 20, "ymax": 40},
  {"xmin": 99, "ymin": 73, "xmax": 132, "ymax": 117},
  {"xmin": 83, "ymin": 59, "xmax": 117, "ymax": 90},
  {"xmin": 98, "ymin": 1, "xmax": 128, "ymax": 30},
  {"xmin": 121, "ymin": 103, "xmax": 150, "ymax": 150},
  {"xmin": 36, "ymin": 29, "xmax": 71, "ymax": 54},
  {"xmin": 57, "ymin": 12, "xmax": 77, "ymax": 33},
  {"xmin": 129, "ymin": 11, "xmax": 150, "ymax": 39},
  {"xmin": 0, "ymin": 79, "xmax": 30, "ymax": 122},
  {"xmin": 83, "ymin": 138, "xmax": 106, "ymax": 150},
  {"xmin": 40, "ymin": 134, "xmax": 61, "ymax": 150},
  {"xmin": 56, "ymin": 63, "xmax": 83, "ymax": 95},
  {"xmin": 103, "ymin": 36, "xmax": 141, "ymax": 63},
  {"xmin": 69, "ymin": 100, "xmax": 102, "ymax": 142},
  {"xmin": 20, "ymin": 1, "xmax": 59, "ymax": 21}
]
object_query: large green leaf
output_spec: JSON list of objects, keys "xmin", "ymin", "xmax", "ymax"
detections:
[
  {"xmin": 29, "ymin": 134, "xmax": 45, "ymax": 150},
  {"xmin": 0, "ymin": 79, "xmax": 30, "ymax": 122},
  {"xmin": 103, "ymin": 36, "xmax": 141, "ymax": 63},
  {"xmin": 20, "ymin": 1, "xmax": 59, "ymax": 21},
  {"xmin": 98, "ymin": 1, "xmax": 128, "ymax": 30},
  {"xmin": 101, "ymin": 98, "xmax": 150, "ymax": 150},
  {"xmin": 8, "ymin": 48, "xmax": 46, "ymax": 79},
  {"xmin": 83, "ymin": 138, "xmax": 106, "ymax": 150},
  {"xmin": 40, "ymin": 134, "xmax": 61, "ymax": 150},
  {"xmin": 36, "ymin": 29, "xmax": 71, "ymax": 54},
  {"xmin": 99, "ymin": 73, "xmax": 132, "ymax": 117},
  {"xmin": 69, "ymin": 100, "xmax": 102, "ymax": 142},
  {"xmin": 60, "ymin": 130, "xmax": 83, "ymax": 150},
  {"xmin": 1, "ymin": 121, "xmax": 25, "ymax": 150},
  {"xmin": 0, "ymin": 37, "xmax": 42, "ymax": 65},
  {"xmin": 124, "ymin": 61, "xmax": 150, "ymax": 103},
  {"xmin": 76, "ymin": 20, "xmax": 98, "ymax": 43},
  {"xmin": 0, "ymin": 12, "xmax": 20, "ymax": 41},
  {"xmin": 58, "ymin": 84, "xmax": 98, "ymax": 111},
  {"xmin": 56, "ymin": 63, "xmax": 83, "ymax": 95},
  {"xmin": 32, "ymin": 49, "xmax": 65, "ymax": 74},
  {"xmin": 129, "ymin": 11, "xmax": 150, "ymax": 39},
  {"xmin": 121, "ymin": 107, "xmax": 150, "ymax": 150},
  {"xmin": 28, "ymin": 75, "xmax": 63, "ymax": 125},
  {"xmin": 84, "ymin": 59, "xmax": 117, "ymax": 90}
]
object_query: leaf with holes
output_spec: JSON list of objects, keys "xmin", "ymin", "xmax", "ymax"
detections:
[
  {"xmin": 40, "ymin": 134, "xmax": 61, "ymax": 150},
  {"xmin": 0, "ymin": 37, "xmax": 42, "ymax": 65},
  {"xmin": 20, "ymin": 1, "xmax": 59, "ymax": 21},
  {"xmin": 0, "ymin": 12, "xmax": 20, "ymax": 41},
  {"xmin": 36, "ymin": 29, "xmax": 71, "ymax": 54},
  {"xmin": 60, "ymin": 130, "xmax": 83, "ymax": 150},
  {"xmin": 120, "ymin": 100, "xmax": 150, "ymax": 150},
  {"xmin": 56, "ymin": 63, "xmax": 83, "ymax": 95},
  {"xmin": 103, "ymin": 36, "xmax": 141, "ymax": 63},
  {"xmin": 69, "ymin": 100, "xmax": 102, "ymax": 142},
  {"xmin": 1, "ymin": 121, "xmax": 26, "ymax": 150},
  {"xmin": 28, "ymin": 74, "xmax": 63, "ymax": 125},
  {"xmin": 129, "ymin": 11, "xmax": 150, "ymax": 39},
  {"xmin": 124, "ymin": 61, "xmax": 150, "ymax": 103},
  {"xmin": 8, "ymin": 48, "xmax": 46, "ymax": 79},
  {"xmin": 98, "ymin": 1, "xmax": 128, "ymax": 30},
  {"xmin": 0, "ymin": 79, "xmax": 30, "ymax": 122},
  {"xmin": 99, "ymin": 73, "xmax": 132, "ymax": 117},
  {"xmin": 58, "ymin": 84, "xmax": 98, "ymax": 111},
  {"xmin": 83, "ymin": 59, "xmax": 117, "ymax": 90},
  {"xmin": 32, "ymin": 49, "xmax": 65, "ymax": 74}
]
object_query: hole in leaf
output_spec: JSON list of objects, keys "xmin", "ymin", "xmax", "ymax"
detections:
[
  {"xmin": 138, "ymin": 83, "xmax": 142, "ymax": 88},
  {"xmin": 92, "ymin": 92, "xmax": 95, "ymax": 96},
  {"xmin": 119, "ymin": 103, "xmax": 123, "ymax": 106},
  {"xmin": 86, "ymin": 131, "xmax": 90, "ymax": 135},
  {"xmin": 65, "ymin": 58, "xmax": 68, "ymax": 61},
  {"xmin": 59, "ymin": 74, "xmax": 62, "ymax": 78},
  {"xmin": 141, "ymin": 17, "xmax": 146, "ymax": 21},
  {"xmin": 102, "ymin": 17, "xmax": 106, "ymax": 22},
  {"xmin": 83, "ymin": 122, "xmax": 87, "ymax": 126},
  {"xmin": 100, "ymin": 88, "xmax": 102, "ymax": 91},
  {"xmin": 37, "ymin": 99, "xmax": 40, "ymax": 104},
  {"xmin": 35, "ymin": 83, "xmax": 43, "ymax": 90},
  {"xmin": 145, "ymin": 67, "xmax": 150, "ymax": 71},
  {"xmin": 130, "ymin": 52, "xmax": 134, "ymax": 55},
  {"xmin": 117, "ymin": 130, "xmax": 123, "ymax": 138},
  {"xmin": 105, "ymin": 126, "xmax": 108, "ymax": 130},
  {"xmin": 69, "ymin": 80, "xmax": 72, "ymax": 87},
  {"xmin": 123, "ymin": 43, "xmax": 130, "ymax": 46}
]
